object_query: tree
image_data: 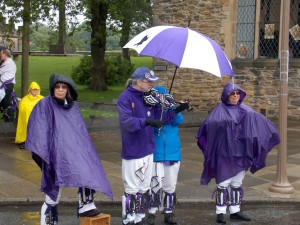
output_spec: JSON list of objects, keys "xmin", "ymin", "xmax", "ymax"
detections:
[
  {"xmin": 58, "ymin": 0, "xmax": 67, "ymax": 47},
  {"xmin": 83, "ymin": 0, "xmax": 109, "ymax": 91},
  {"xmin": 47, "ymin": 0, "xmax": 83, "ymax": 53},
  {"xmin": 0, "ymin": 0, "xmax": 52, "ymax": 97},
  {"xmin": 109, "ymin": 0, "xmax": 152, "ymax": 60},
  {"xmin": 0, "ymin": 0, "xmax": 84, "ymax": 94},
  {"xmin": 22, "ymin": 0, "xmax": 30, "ymax": 98}
]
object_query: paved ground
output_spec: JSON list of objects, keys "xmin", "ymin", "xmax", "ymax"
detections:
[
  {"xmin": 1, "ymin": 202, "xmax": 300, "ymax": 225},
  {"xmin": 1, "ymin": 107, "xmax": 300, "ymax": 224}
]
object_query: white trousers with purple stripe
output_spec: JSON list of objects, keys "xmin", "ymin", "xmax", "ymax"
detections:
[
  {"xmin": 122, "ymin": 154, "xmax": 153, "ymax": 224},
  {"xmin": 149, "ymin": 161, "xmax": 180, "ymax": 214},
  {"xmin": 216, "ymin": 170, "xmax": 245, "ymax": 215}
]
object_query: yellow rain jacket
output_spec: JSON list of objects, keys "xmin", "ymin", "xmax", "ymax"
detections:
[{"xmin": 15, "ymin": 82, "xmax": 44, "ymax": 143}]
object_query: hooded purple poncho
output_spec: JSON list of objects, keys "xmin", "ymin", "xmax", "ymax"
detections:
[
  {"xmin": 197, "ymin": 82, "xmax": 280, "ymax": 185},
  {"xmin": 25, "ymin": 74, "xmax": 113, "ymax": 200}
]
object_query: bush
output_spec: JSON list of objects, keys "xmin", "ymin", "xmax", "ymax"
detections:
[
  {"xmin": 71, "ymin": 54, "xmax": 134, "ymax": 86},
  {"xmin": 106, "ymin": 55, "xmax": 134, "ymax": 85},
  {"xmin": 71, "ymin": 54, "xmax": 92, "ymax": 85}
]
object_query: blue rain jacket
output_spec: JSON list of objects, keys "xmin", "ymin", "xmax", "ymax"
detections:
[
  {"xmin": 154, "ymin": 113, "xmax": 183, "ymax": 161},
  {"xmin": 153, "ymin": 86, "xmax": 183, "ymax": 161}
]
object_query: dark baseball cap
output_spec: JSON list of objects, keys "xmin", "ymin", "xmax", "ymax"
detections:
[{"xmin": 131, "ymin": 66, "xmax": 159, "ymax": 82}]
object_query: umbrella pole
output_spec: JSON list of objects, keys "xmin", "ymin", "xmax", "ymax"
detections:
[{"xmin": 169, "ymin": 66, "xmax": 178, "ymax": 94}]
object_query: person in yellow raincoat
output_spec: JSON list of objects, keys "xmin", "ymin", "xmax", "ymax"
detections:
[{"xmin": 15, "ymin": 81, "xmax": 43, "ymax": 149}]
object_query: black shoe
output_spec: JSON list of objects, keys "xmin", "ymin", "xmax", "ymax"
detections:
[
  {"xmin": 135, "ymin": 218, "xmax": 149, "ymax": 225},
  {"xmin": 164, "ymin": 212, "xmax": 177, "ymax": 224},
  {"xmin": 18, "ymin": 143, "xmax": 25, "ymax": 149},
  {"xmin": 147, "ymin": 213, "xmax": 156, "ymax": 225},
  {"xmin": 122, "ymin": 222, "xmax": 135, "ymax": 225},
  {"xmin": 78, "ymin": 208, "xmax": 100, "ymax": 217},
  {"xmin": 230, "ymin": 212, "xmax": 251, "ymax": 221},
  {"xmin": 216, "ymin": 213, "xmax": 226, "ymax": 223}
]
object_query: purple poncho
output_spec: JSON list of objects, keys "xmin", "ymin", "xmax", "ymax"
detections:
[
  {"xmin": 197, "ymin": 82, "xmax": 280, "ymax": 185},
  {"xmin": 25, "ymin": 74, "xmax": 112, "ymax": 200}
]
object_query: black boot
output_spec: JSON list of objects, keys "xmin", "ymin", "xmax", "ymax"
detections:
[
  {"xmin": 45, "ymin": 204, "xmax": 58, "ymax": 225},
  {"xmin": 216, "ymin": 213, "xmax": 226, "ymax": 223},
  {"xmin": 78, "ymin": 208, "xmax": 100, "ymax": 217},
  {"xmin": 164, "ymin": 212, "xmax": 177, "ymax": 224},
  {"xmin": 3, "ymin": 107, "xmax": 13, "ymax": 122},
  {"xmin": 146, "ymin": 213, "xmax": 156, "ymax": 225},
  {"xmin": 77, "ymin": 188, "xmax": 100, "ymax": 217},
  {"xmin": 135, "ymin": 217, "xmax": 149, "ymax": 225},
  {"xmin": 122, "ymin": 222, "xmax": 135, "ymax": 225},
  {"xmin": 18, "ymin": 142, "xmax": 26, "ymax": 149},
  {"xmin": 230, "ymin": 212, "xmax": 251, "ymax": 221}
]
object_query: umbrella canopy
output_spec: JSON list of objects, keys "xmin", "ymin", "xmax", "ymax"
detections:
[{"xmin": 123, "ymin": 25, "xmax": 234, "ymax": 78}]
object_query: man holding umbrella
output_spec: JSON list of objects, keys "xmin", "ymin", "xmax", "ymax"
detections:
[{"xmin": 117, "ymin": 67, "xmax": 181, "ymax": 225}]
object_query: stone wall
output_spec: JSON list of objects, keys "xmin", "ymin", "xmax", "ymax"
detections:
[
  {"xmin": 152, "ymin": 0, "xmax": 228, "ymax": 109},
  {"xmin": 152, "ymin": 0, "xmax": 300, "ymax": 120}
]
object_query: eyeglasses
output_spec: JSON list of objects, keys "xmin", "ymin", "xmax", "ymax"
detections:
[
  {"xmin": 230, "ymin": 91, "xmax": 240, "ymax": 96},
  {"xmin": 141, "ymin": 79, "xmax": 152, "ymax": 84},
  {"xmin": 54, "ymin": 84, "xmax": 68, "ymax": 90}
]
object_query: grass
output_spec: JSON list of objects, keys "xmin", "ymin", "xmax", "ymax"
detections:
[
  {"xmin": 129, "ymin": 56, "xmax": 153, "ymax": 69},
  {"xmin": 80, "ymin": 108, "xmax": 119, "ymax": 118},
  {"xmin": 14, "ymin": 55, "xmax": 153, "ymax": 103}
]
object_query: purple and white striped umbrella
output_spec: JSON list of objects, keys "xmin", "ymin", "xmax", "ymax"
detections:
[{"xmin": 124, "ymin": 25, "xmax": 234, "ymax": 78}]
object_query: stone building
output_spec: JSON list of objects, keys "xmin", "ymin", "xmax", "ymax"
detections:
[
  {"xmin": 152, "ymin": 0, "xmax": 300, "ymax": 120},
  {"xmin": 0, "ymin": 15, "xmax": 22, "ymax": 52}
]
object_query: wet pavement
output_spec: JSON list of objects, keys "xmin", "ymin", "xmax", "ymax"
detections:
[
  {"xmin": 0, "ymin": 202, "xmax": 300, "ymax": 225},
  {"xmin": 1, "ymin": 109, "xmax": 300, "ymax": 224}
]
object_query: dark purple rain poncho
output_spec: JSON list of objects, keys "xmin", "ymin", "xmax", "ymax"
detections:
[
  {"xmin": 25, "ymin": 74, "xmax": 113, "ymax": 201},
  {"xmin": 197, "ymin": 82, "xmax": 280, "ymax": 185}
]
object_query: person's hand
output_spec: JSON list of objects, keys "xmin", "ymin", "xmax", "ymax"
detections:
[
  {"xmin": 174, "ymin": 102, "xmax": 190, "ymax": 113},
  {"xmin": 145, "ymin": 119, "xmax": 163, "ymax": 128}
]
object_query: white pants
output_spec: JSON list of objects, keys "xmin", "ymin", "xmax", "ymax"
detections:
[
  {"xmin": 40, "ymin": 188, "xmax": 97, "ymax": 225},
  {"xmin": 122, "ymin": 154, "xmax": 153, "ymax": 224},
  {"xmin": 216, "ymin": 170, "xmax": 245, "ymax": 215},
  {"xmin": 149, "ymin": 161, "xmax": 180, "ymax": 214}
]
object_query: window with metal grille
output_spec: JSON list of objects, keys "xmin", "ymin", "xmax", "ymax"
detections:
[
  {"xmin": 290, "ymin": 0, "xmax": 300, "ymax": 58},
  {"xmin": 259, "ymin": 0, "xmax": 281, "ymax": 58},
  {"xmin": 236, "ymin": 0, "xmax": 300, "ymax": 59},
  {"xmin": 235, "ymin": 0, "xmax": 295, "ymax": 59},
  {"xmin": 236, "ymin": 0, "xmax": 256, "ymax": 59}
]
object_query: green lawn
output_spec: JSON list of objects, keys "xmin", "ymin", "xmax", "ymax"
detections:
[
  {"xmin": 14, "ymin": 55, "xmax": 153, "ymax": 103},
  {"xmin": 80, "ymin": 108, "xmax": 119, "ymax": 118}
]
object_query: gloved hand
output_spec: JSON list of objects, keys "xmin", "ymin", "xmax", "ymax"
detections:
[
  {"xmin": 145, "ymin": 119, "xmax": 163, "ymax": 128},
  {"xmin": 174, "ymin": 102, "xmax": 190, "ymax": 113}
]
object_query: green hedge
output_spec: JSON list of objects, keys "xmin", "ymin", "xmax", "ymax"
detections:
[{"xmin": 71, "ymin": 54, "xmax": 134, "ymax": 86}]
